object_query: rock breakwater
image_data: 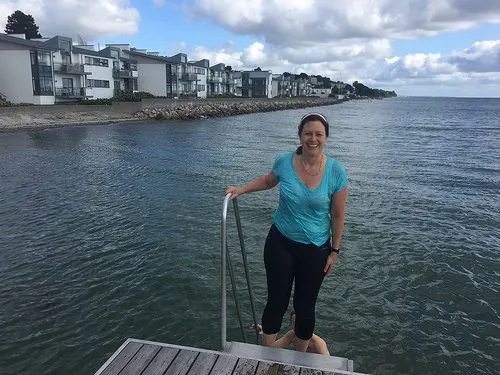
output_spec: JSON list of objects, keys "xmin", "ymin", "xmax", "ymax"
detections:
[{"xmin": 140, "ymin": 98, "xmax": 345, "ymax": 120}]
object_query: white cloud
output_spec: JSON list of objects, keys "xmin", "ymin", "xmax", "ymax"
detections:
[
  {"xmin": 448, "ymin": 40, "xmax": 500, "ymax": 73},
  {"xmin": 153, "ymin": 0, "xmax": 165, "ymax": 6},
  {"xmin": 185, "ymin": 0, "xmax": 500, "ymax": 96},
  {"xmin": 190, "ymin": 0, "xmax": 500, "ymax": 44},
  {"xmin": 183, "ymin": 35, "xmax": 500, "ymax": 97},
  {"xmin": 0, "ymin": 0, "xmax": 140, "ymax": 40}
]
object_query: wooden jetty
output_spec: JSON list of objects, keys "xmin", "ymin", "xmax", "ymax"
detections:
[{"xmin": 94, "ymin": 338, "xmax": 368, "ymax": 375}]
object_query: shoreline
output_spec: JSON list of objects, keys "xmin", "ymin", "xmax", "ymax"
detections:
[{"xmin": 0, "ymin": 97, "xmax": 346, "ymax": 132}]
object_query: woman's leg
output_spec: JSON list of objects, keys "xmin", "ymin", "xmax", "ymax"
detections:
[
  {"xmin": 292, "ymin": 241, "xmax": 330, "ymax": 348},
  {"xmin": 261, "ymin": 225, "xmax": 294, "ymax": 346}
]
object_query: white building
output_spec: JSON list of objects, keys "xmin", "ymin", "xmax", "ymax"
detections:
[
  {"xmin": 271, "ymin": 74, "xmax": 292, "ymax": 98},
  {"xmin": 100, "ymin": 44, "xmax": 139, "ymax": 96},
  {"xmin": 191, "ymin": 59, "xmax": 209, "ymax": 99},
  {"xmin": 0, "ymin": 33, "xmax": 56, "ymax": 105},
  {"xmin": 209, "ymin": 63, "xmax": 236, "ymax": 96},
  {"xmin": 44, "ymin": 35, "xmax": 93, "ymax": 102},
  {"xmin": 75, "ymin": 46, "xmax": 114, "ymax": 99},
  {"xmin": 309, "ymin": 87, "xmax": 331, "ymax": 98},
  {"xmin": 128, "ymin": 50, "xmax": 178, "ymax": 97}
]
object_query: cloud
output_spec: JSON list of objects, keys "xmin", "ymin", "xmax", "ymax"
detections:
[
  {"xmin": 0, "ymin": 0, "xmax": 140, "ymax": 40},
  {"xmin": 152, "ymin": 0, "xmax": 165, "ymax": 6},
  {"xmin": 190, "ymin": 0, "xmax": 500, "ymax": 45},
  {"xmin": 185, "ymin": 35, "xmax": 500, "ymax": 97},
  {"xmin": 448, "ymin": 40, "xmax": 500, "ymax": 73}
]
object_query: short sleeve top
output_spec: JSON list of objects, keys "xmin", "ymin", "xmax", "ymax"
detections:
[{"xmin": 272, "ymin": 151, "xmax": 348, "ymax": 246}]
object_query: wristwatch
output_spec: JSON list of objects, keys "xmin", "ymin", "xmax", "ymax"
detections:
[{"xmin": 330, "ymin": 247, "xmax": 340, "ymax": 254}]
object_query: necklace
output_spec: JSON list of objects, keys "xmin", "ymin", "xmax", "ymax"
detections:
[{"xmin": 301, "ymin": 154, "xmax": 324, "ymax": 176}]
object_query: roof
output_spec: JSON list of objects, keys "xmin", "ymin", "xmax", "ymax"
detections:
[
  {"xmin": 0, "ymin": 33, "xmax": 56, "ymax": 51},
  {"xmin": 120, "ymin": 56, "xmax": 137, "ymax": 63},
  {"xmin": 72, "ymin": 46, "xmax": 109, "ymax": 58},
  {"xmin": 128, "ymin": 49, "xmax": 177, "ymax": 63}
]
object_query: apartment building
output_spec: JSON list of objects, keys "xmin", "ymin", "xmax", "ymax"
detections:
[
  {"xmin": 127, "ymin": 49, "xmax": 179, "ymax": 97},
  {"xmin": 99, "ymin": 44, "xmax": 139, "ymax": 96},
  {"xmin": 166, "ymin": 54, "xmax": 210, "ymax": 99},
  {"xmin": 239, "ymin": 70, "xmax": 273, "ymax": 98},
  {"xmin": 43, "ymin": 36, "xmax": 92, "ymax": 102},
  {"xmin": 0, "ymin": 31, "xmax": 311, "ymax": 104},
  {"xmin": 309, "ymin": 87, "xmax": 331, "ymax": 98},
  {"xmin": 0, "ymin": 33, "xmax": 56, "ymax": 104},
  {"xmin": 209, "ymin": 63, "xmax": 236, "ymax": 96},
  {"xmin": 271, "ymin": 74, "xmax": 293, "ymax": 98}
]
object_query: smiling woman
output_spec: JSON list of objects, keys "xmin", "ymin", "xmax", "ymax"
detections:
[{"xmin": 225, "ymin": 111, "xmax": 348, "ymax": 353}]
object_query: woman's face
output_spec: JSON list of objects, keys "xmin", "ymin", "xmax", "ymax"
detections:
[{"xmin": 299, "ymin": 120, "xmax": 327, "ymax": 156}]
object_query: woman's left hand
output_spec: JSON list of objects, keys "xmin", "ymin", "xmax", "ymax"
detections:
[{"xmin": 324, "ymin": 253, "xmax": 337, "ymax": 274}]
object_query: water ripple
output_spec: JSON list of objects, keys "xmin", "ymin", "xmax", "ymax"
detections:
[{"xmin": 0, "ymin": 98, "xmax": 499, "ymax": 375}]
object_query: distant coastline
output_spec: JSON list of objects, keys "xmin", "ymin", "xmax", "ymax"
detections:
[{"xmin": 0, "ymin": 97, "xmax": 350, "ymax": 132}]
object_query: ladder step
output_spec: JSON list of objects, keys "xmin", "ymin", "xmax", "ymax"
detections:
[{"xmin": 225, "ymin": 341, "xmax": 354, "ymax": 373}]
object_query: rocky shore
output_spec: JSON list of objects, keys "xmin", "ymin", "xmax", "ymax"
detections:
[
  {"xmin": 139, "ymin": 97, "xmax": 345, "ymax": 120},
  {"xmin": 0, "ymin": 97, "xmax": 345, "ymax": 131}
]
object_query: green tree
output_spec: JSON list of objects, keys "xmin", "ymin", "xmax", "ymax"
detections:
[{"xmin": 5, "ymin": 10, "xmax": 42, "ymax": 39}]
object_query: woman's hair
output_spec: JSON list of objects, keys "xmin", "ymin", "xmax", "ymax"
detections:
[{"xmin": 296, "ymin": 113, "xmax": 330, "ymax": 154}]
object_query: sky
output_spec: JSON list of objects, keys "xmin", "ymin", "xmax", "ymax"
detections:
[{"xmin": 1, "ymin": 0, "xmax": 500, "ymax": 97}]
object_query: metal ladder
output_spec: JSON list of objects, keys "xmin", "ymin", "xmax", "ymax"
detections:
[
  {"xmin": 221, "ymin": 193, "xmax": 260, "ymax": 349},
  {"xmin": 220, "ymin": 193, "xmax": 357, "ymax": 373}
]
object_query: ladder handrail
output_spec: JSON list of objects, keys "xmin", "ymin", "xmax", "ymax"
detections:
[
  {"xmin": 221, "ymin": 194, "xmax": 230, "ymax": 350},
  {"xmin": 221, "ymin": 193, "xmax": 260, "ymax": 350}
]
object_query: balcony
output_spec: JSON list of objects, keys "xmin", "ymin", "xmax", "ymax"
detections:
[
  {"xmin": 55, "ymin": 87, "xmax": 88, "ymax": 98},
  {"xmin": 54, "ymin": 63, "xmax": 89, "ymax": 75},
  {"xmin": 209, "ymin": 76, "xmax": 223, "ymax": 83},
  {"xmin": 113, "ymin": 69, "xmax": 139, "ymax": 79},
  {"xmin": 181, "ymin": 73, "xmax": 198, "ymax": 81}
]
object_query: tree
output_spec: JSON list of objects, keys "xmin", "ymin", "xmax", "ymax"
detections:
[{"xmin": 5, "ymin": 10, "xmax": 42, "ymax": 39}]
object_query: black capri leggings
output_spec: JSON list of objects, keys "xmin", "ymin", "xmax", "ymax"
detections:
[{"xmin": 261, "ymin": 224, "xmax": 331, "ymax": 340}]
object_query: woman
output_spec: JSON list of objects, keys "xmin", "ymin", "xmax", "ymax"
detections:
[{"xmin": 225, "ymin": 113, "xmax": 348, "ymax": 352}]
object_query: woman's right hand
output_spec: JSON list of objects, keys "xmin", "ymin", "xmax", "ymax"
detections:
[{"xmin": 225, "ymin": 186, "xmax": 242, "ymax": 199}]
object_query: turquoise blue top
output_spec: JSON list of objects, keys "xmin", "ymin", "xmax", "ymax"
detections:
[{"xmin": 272, "ymin": 151, "xmax": 348, "ymax": 246}]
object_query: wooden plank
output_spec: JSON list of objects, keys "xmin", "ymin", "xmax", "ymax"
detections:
[
  {"xmin": 300, "ymin": 368, "xmax": 323, "ymax": 375},
  {"xmin": 164, "ymin": 349, "xmax": 199, "ymax": 375},
  {"xmin": 142, "ymin": 346, "xmax": 180, "ymax": 375},
  {"xmin": 254, "ymin": 362, "xmax": 280, "ymax": 375},
  {"xmin": 119, "ymin": 344, "xmax": 161, "ymax": 375},
  {"xmin": 187, "ymin": 352, "xmax": 218, "ymax": 375},
  {"xmin": 100, "ymin": 341, "xmax": 142, "ymax": 375},
  {"xmin": 277, "ymin": 364, "xmax": 301, "ymax": 375},
  {"xmin": 232, "ymin": 358, "xmax": 259, "ymax": 375},
  {"xmin": 210, "ymin": 354, "xmax": 238, "ymax": 375}
]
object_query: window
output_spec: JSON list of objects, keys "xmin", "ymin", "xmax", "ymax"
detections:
[
  {"xmin": 37, "ymin": 52, "xmax": 51, "ymax": 66},
  {"xmin": 87, "ymin": 79, "xmax": 110, "ymax": 88},
  {"xmin": 84, "ymin": 56, "xmax": 109, "ymax": 67},
  {"xmin": 30, "ymin": 50, "xmax": 53, "ymax": 96},
  {"xmin": 197, "ymin": 85, "xmax": 206, "ymax": 92},
  {"xmin": 194, "ymin": 67, "xmax": 205, "ymax": 75},
  {"xmin": 61, "ymin": 53, "xmax": 71, "ymax": 64}
]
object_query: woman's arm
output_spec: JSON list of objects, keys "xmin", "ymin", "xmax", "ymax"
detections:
[
  {"xmin": 225, "ymin": 171, "xmax": 278, "ymax": 199},
  {"xmin": 331, "ymin": 186, "xmax": 348, "ymax": 249},
  {"xmin": 324, "ymin": 187, "xmax": 348, "ymax": 274},
  {"xmin": 271, "ymin": 330, "xmax": 296, "ymax": 349}
]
